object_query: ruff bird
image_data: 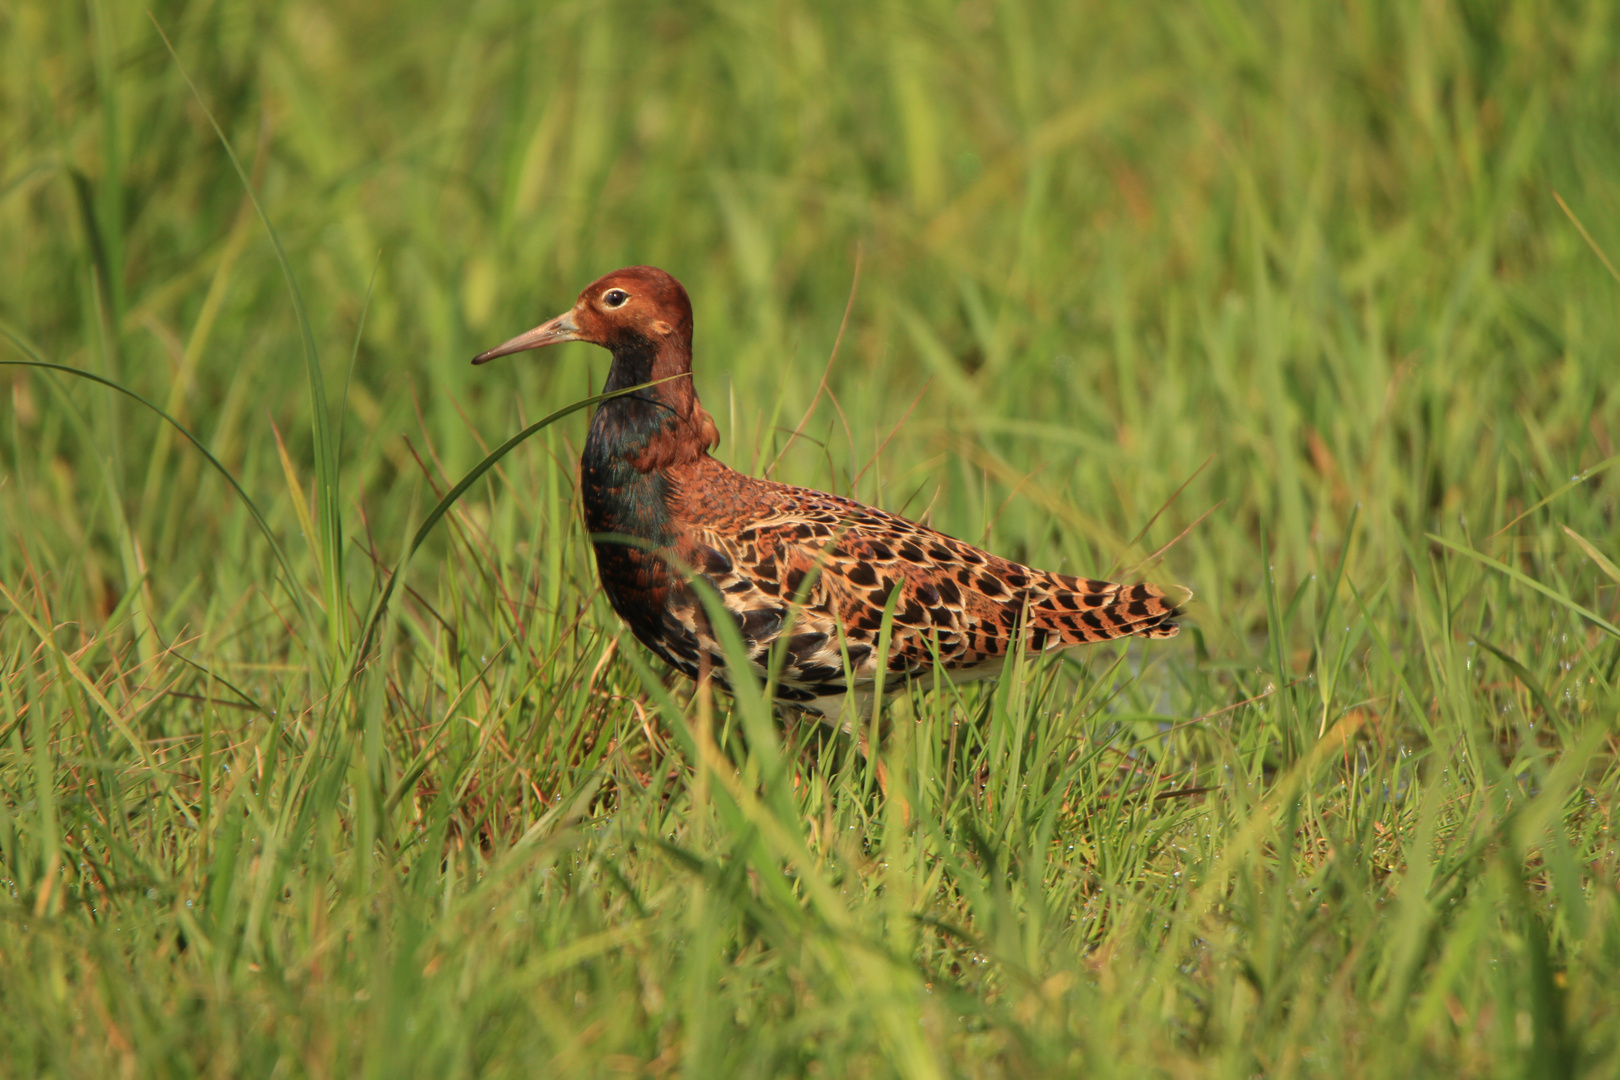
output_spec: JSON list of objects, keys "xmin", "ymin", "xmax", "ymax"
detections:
[{"xmin": 474, "ymin": 266, "xmax": 1187, "ymax": 726}]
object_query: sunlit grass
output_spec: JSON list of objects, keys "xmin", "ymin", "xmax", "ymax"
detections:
[{"xmin": 2, "ymin": 0, "xmax": 1619, "ymax": 1075}]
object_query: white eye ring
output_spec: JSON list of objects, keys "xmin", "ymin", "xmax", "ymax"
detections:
[{"xmin": 603, "ymin": 289, "xmax": 630, "ymax": 308}]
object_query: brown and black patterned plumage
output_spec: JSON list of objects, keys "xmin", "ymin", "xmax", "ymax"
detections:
[{"xmin": 474, "ymin": 267, "xmax": 1188, "ymax": 725}]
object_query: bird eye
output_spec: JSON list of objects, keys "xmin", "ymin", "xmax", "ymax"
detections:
[{"xmin": 602, "ymin": 289, "xmax": 630, "ymax": 308}]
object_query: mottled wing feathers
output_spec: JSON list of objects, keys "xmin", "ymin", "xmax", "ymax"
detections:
[{"xmin": 653, "ymin": 472, "xmax": 1186, "ymax": 709}]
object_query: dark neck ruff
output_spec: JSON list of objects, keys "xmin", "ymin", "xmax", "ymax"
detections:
[
  {"xmin": 579, "ymin": 333, "xmax": 716, "ymax": 650},
  {"xmin": 580, "ymin": 338, "xmax": 683, "ymax": 551}
]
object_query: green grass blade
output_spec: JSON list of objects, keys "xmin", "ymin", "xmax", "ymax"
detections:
[
  {"xmin": 1427, "ymin": 532, "xmax": 1620, "ymax": 640},
  {"xmin": 350, "ymin": 376, "xmax": 682, "ymax": 668},
  {"xmin": 148, "ymin": 14, "xmax": 345, "ymax": 661},
  {"xmin": 0, "ymin": 350, "xmax": 313, "ymax": 637}
]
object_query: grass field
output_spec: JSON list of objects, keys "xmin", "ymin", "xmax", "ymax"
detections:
[{"xmin": 3, "ymin": 0, "xmax": 1619, "ymax": 1075}]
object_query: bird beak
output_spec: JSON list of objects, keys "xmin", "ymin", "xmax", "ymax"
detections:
[{"xmin": 471, "ymin": 309, "xmax": 581, "ymax": 365}]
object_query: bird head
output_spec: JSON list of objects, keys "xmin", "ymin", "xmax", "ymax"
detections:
[{"xmin": 472, "ymin": 265, "xmax": 694, "ymax": 364}]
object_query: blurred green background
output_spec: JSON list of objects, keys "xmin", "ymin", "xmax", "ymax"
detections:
[{"xmin": 2, "ymin": 0, "xmax": 1619, "ymax": 1076}]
